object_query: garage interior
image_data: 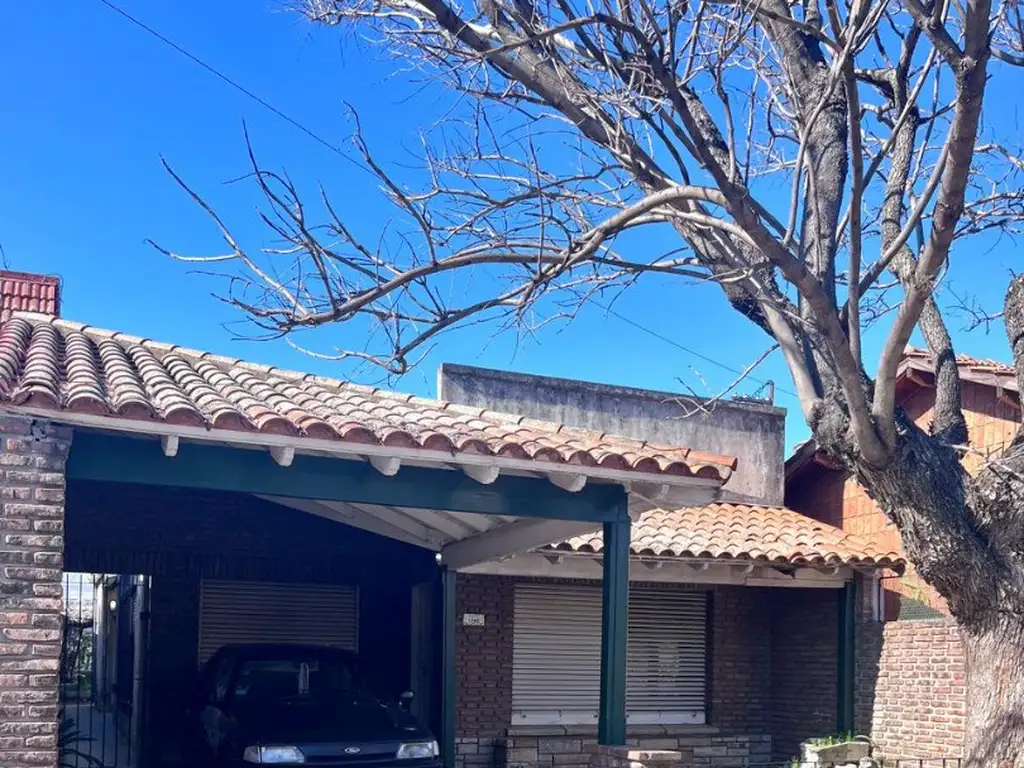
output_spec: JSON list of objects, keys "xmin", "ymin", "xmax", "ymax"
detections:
[{"xmin": 64, "ymin": 478, "xmax": 443, "ymax": 767}]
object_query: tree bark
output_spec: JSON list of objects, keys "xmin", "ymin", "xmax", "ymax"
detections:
[
  {"xmin": 847, "ymin": 274, "xmax": 1024, "ymax": 766},
  {"xmin": 847, "ymin": 413, "xmax": 998, "ymax": 626},
  {"xmin": 963, "ymin": 622, "xmax": 1024, "ymax": 768}
]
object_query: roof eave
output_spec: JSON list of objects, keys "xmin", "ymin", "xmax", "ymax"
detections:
[
  {"xmin": 543, "ymin": 546, "xmax": 904, "ymax": 571},
  {"xmin": 4, "ymin": 403, "xmax": 728, "ymax": 506},
  {"xmin": 464, "ymin": 550, "xmax": 900, "ymax": 584}
]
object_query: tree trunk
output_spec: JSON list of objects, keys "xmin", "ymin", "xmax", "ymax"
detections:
[{"xmin": 963, "ymin": 622, "xmax": 1024, "ymax": 768}]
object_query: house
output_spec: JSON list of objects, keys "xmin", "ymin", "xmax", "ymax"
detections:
[
  {"xmin": 785, "ymin": 347, "xmax": 1020, "ymax": 760},
  {"xmin": 437, "ymin": 364, "xmax": 901, "ymax": 766},
  {"xmin": 0, "ymin": 270, "xmax": 901, "ymax": 768}
]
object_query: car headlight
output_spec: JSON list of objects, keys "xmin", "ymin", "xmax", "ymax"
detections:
[
  {"xmin": 396, "ymin": 740, "xmax": 439, "ymax": 760},
  {"xmin": 243, "ymin": 745, "xmax": 306, "ymax": 764}
]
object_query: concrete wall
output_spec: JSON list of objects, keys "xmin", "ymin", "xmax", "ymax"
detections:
[{"xmin": 439, "ymin": 365, "xmax": 786, "ymax": 504}]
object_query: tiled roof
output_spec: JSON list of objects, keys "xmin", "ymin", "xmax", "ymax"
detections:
[
  {"xmin": 547, "ymin": 502, "xmax": 904, "ymax": 568},
  {"xmin": 0, "ymin": 272, "xmax": 60, "ymax": 322},
  {"xmin": 902, "ymin": 346, "xmax": 1018, "ymax": 391},
  {"xmin": 787, "ymin": 346, "xmax": 1021, "ymax": 480},
  {"xmin": 0, "ymin": 314, "xmax": 736, "ymax": 482}
]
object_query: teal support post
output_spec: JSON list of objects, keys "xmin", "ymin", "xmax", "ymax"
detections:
[
  {"xmin": 441, "ymin": 567, "xmax": 457, "ymax": 767},
  {"xmin": 837, "ymin": 580, "xmax": 857, "ymax": 733},
  {"xmin": 598, "ymin": 513, "xmax": 630, "ymax": 745}
]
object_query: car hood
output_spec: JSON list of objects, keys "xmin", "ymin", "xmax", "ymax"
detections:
[{"xmin": 234, "ymin": 696, "xmax": 429, "ymax": 745}]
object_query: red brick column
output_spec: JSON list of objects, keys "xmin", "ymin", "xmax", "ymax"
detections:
[{"xmin": 0, "ymin": 415, "xmax": 71, "ymax": 768}]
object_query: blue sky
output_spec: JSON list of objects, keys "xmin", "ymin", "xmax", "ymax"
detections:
[{"xmin": 1, "ymin": 1, "xmax": 1019, "ymax": 453}]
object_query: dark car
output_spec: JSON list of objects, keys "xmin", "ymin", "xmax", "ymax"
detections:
[{"xmin": 188, "ymin": 643, "xmax": 441, "ymax": 767}]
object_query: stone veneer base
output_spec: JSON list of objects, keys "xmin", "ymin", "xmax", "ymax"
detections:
[{"xmin": 456, "ymin": 725, "xmax": 772, "ymax": 768}]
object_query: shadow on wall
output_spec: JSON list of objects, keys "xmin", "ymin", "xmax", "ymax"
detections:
[
  {"xmin": 770, "ymin": 590, "xmax": 840, "ymax": 761},
  {"xmin": 855, "ymin": 601, "xmax": 883, "ymax": 752}
]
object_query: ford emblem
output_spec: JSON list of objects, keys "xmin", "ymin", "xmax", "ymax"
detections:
[{"xmin": 344, "ymin": 747, "xmax": 362, "ymax": 755}]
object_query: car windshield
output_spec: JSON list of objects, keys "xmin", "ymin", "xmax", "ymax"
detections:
[{"xmin": 232, "ymin": 652, "xmax": 362, "ymax": 703}]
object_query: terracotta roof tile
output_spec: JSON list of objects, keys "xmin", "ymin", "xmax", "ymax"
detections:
[
  {"xmin": 547, "ymin": 502, "xmax": 903, "ymax": 568},
  {"xmin": 0, "ymin": 314, "xmax": 736, "ymax": 482},
  {"xmin": 902, "ymin": 346, "xmax": 1018, "ymax": 390},
  {"xmin": 0, "ymin": 271, "xmax": 60, "ymax": 321}
]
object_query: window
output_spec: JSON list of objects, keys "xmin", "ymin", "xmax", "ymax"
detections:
[
  {"xmin": 626, "ymin": 589, "xmax": 707, "ymax": 721},
  {"xmin": 212, "ymin": 657, "xmax": 235, "ymax": 705},
  {"xmin": 511, "ymin": 583, "xmax": 708, "ymax": 725},
  {"xmin": 232, "ymin": 653, "xmax": 361, "ymax": 704}
]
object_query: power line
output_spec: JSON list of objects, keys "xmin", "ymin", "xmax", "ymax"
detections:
[
  {"xmin": 95, "ymin": 0, "xmax": 800, "ymax": 403},
  {"xmin": 595, "ymin": 302, "xmax": 800, "ymax": 400},
  {"xmin": 94, "ymin": 0, "xmax": 362, "ymax": 170}
]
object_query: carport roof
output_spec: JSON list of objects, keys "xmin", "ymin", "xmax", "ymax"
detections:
[{"xmin": 0, "ymin": 314, "xmax": 735, "ymax": 489}]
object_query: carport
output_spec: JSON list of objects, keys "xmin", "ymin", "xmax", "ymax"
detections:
[{"xmin": 0, "ymin": 313, "xmax": 735, "ymax": 768}]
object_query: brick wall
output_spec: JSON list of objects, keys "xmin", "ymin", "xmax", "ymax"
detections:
[
  {"xmin": 456, "ymin": 575, "xmax": 514, "ymax": 741},
  {"xmin": 857, "ymin": 617, "xmax": 966, "ymax": 760},
  {"xmin": 146, "ymin": 563, "xmax": 202, "ymax": 765},
  {"xmin": 0, "ymin": 415, "xmax": 71, "ymax": 768},
  {"xmin": 708, "ymin": 587, "xmax": 770, "ymax": 733},
  {"xmin": 787, "ymin": 381, "xmax": 1022, "ymax": 618},
  {"xmin": 453, "ymin": 579, "xmax": 780, "ymax": 743},
  {"xmin": 65, "ymin": 480, "xmax": 435, "ymax": 582},
  {"xmin": 769, "ymin": 590, "xmax": 838, "ymax": 760},
  {"xmin": 453, "ymin": 578, "xmax": 842, "ymax": 768},
  {"xmin": 854, "ymin": 580, "xmax": 881, "ymax": 743},
  {"xmin": 65, "ymin": 480, "xmax": 847, "ymax": 768}
]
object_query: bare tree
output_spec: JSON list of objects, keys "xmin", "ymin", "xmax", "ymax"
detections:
[{"xmin": 162, "ymin": 0, "xmax": 1024, "ymax": 762}]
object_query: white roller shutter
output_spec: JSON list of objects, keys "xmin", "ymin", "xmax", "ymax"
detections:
[
  {"xmin": 198, "ymin": 579, "xmax": 359, "ymax": 663},
  {"xmin": 626, "ymin": 589, "xmax": 707, "ymax": 721},
  {"xmin": 512, "ymin": 583, "xmax": 707, "ymax": 725},
  {"xmin": 513, "ymin": 584, "xmax": 603, "ymax": 723}
]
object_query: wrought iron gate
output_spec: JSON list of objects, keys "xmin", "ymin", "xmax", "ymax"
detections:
[{"xmin": 60, "ymin": 573, "xmax": 150, "ymax": 768}]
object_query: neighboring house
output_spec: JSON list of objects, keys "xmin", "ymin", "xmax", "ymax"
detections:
[
  {"xmin": 786, "ymin": 347, "xmax": 1020, "ymax": 618},
  {"xmin": 785, "ymin": 347, "xmax": 1020, "ymax": 759},
  {"xmin": 0, "ymin": 271, "xmax": 904, "ymax": 768}
]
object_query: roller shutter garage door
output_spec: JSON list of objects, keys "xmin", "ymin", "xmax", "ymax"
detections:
[
  {"xmin": 512, "ymin": 583, "xmax": 707, "ymax": 725},
  {"xmin": 198, "ymin": 579, "xmax": 359, "ymax": 663}
]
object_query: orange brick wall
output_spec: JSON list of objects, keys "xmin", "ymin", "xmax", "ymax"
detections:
[
  {"xmin": 857, "ymin": 619, "xmax": 966, "ymax": 759},
  {"xmin": 787, "ymin": 380, "xmax": 1020, "ymax": 616}
]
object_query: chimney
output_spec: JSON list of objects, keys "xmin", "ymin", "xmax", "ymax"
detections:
[{"xmin": 0, "ymin": 270, "xmax": 61, "ymax": 322}]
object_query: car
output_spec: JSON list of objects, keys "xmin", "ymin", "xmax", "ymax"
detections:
[{"xmin": 187, "ymin": 643, "xmax": 441, "ymax": 767}]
